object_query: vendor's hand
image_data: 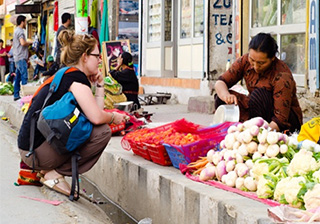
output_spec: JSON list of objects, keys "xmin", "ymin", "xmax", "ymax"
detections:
[
  {"xmin": 112, "ymin": 112, "xmax": 129, "ymax": 125},
  {"xmin": 221, "ymin": 93, "xmax": 238, "ymax": 105}
]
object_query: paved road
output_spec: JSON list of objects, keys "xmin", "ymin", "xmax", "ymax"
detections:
[{"xmin": 0, "ymin": 120, "xmax": 113, "ymax": 224}]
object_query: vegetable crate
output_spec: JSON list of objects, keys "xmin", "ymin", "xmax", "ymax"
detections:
[
  {"xmin": 163, "ymin": 132, "xmax": 227, "ymax": 169},
  {"xmin": 121, "ymin": 138, "xmax": 152, "ymax": 161},
  {"xmin": 144, "ymin": 143, "xmax": 172, "ymax": 166}
]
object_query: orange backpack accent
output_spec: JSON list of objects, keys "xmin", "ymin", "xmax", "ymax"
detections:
[{"xmin": 28, "ymin": 67, "xmax": 79, "ymax": 108}]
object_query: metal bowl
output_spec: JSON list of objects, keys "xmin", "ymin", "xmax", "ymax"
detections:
[
  {"xmin": 113, "ymin": 101, "xmax": 134, "ymax": 112},
  {"xmin": 213, "ymin": 104, "xmax": 240, "ymax": 124}
]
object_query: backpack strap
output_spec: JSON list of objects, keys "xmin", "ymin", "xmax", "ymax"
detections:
[
  {"xmin": 50, "ymin": 66, "xmax": 70, "ymax": 92},
  {"xmin": 26, "ymin": 67, "xmax": 71, "ymax": 170}
]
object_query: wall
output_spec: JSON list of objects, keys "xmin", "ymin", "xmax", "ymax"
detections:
[{"xmin": 209, "ymin": 0, "xmax": 233, "ymax": 80}]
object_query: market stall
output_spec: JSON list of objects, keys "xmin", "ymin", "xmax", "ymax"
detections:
[{"xmin": 121, "ymin": 116, "xmax": 320, "ymax": 222}]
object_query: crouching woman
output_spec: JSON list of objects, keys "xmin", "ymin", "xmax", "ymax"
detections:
[{"xmin": 17, "ymin": 30, "xmax": 128, "ymax": 198}]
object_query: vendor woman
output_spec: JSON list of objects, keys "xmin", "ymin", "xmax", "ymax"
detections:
[
  {"xmin": 109, "ymin": 52, "xmax": 141, "ymax": 110},
  {"xmin": 214, "ymin": 32, "xmax": 302, "ymax": 133}
]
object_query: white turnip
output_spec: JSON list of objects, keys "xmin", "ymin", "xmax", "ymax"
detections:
[
  {"xmin": 235, "ymin": 163, "xmax": 249, "ymax": 177},
  {"xmin": 250, "ymin": 125, "xmax": 260, "ymax": 137},
  {"xmin": 235, "ymin": 152, "xmax": 244, "ymax": 164},
  {"xmin": 257, "ymin": 129, "xmax": 268, "ymax": 144},
  {"xmin": 235, "ymin": 177, "xmax": 245, "ymax": 190},
  {"xmin": 267, "ymin": 131, "xmax": 279, "ymax": 145},
  {"xmin": 258, "ymin": 143, "xmax": 268, "ymax": 154},
  {"xmin": 233, "ymin": 141, "xmax": 241, "ymax": 150},
  {"xmin": 224, "ymin": 133, "xmax": 236, "ymax": 149},
  {"xmin": 243, "ymin": 129, "xmax": 253, "ymax": 143},
  {"xmin": 266, "ymin": 144, "xmax": 280, "ymax": 158},
  {"xmin": 225, "ymin": 171, "xmax": 238, "ymax": 187},
  {"xmin": 252, "ymin": 151, "xmax": 263, "ymax": 160},
  {"xmin": 238, "ymin": 143, "xmax": 248, "ymax": 156},
  {"xmin": 244, "ymin": 176, "xmax": 257, "ymax": 191},
  {"xmin": 206, "ymin": 149, "xmax": 215, "ymax": 162},
  {"xmin": 245, "ymin": 159, "xmax": 254, "ymax": 169},
  {"xmin": 199, "ymin": 166, "xmax": 216, "ymax": 181},
  {"xmin": 279, "ymin": 144, "xmax": 288, "ymax": 154},
  {"xmin": 247, "ymin": 141, "xmax": 258, "ymax": 154},
  {"xmin": 216, "ymin": 160, "xmax": 227, "ymax": 181},
  {"xmin": 227, "ymin": 125, "xmax": 238, "ymax": 134},
  {"xmin": 226, "ymin": 160, "xmax": 236, "ymax": 172}
]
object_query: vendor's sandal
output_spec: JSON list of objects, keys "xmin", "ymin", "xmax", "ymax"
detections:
[{"xmin": 40, "ymin": 177, "xmax": 70, "ymax": 197}]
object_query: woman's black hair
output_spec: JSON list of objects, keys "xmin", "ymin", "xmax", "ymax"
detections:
[
  {"xmin": 248, "ymin": 33, "xmax": 278, "ymax": 58},
  {"xmin": 121, "ymin": 52, "xmax": 133, "ymax": 67}
]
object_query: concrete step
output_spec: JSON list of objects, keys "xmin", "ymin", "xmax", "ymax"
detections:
[{"xmin": 188, "ymin": 96, "xmax": 215, "ymax": 114}]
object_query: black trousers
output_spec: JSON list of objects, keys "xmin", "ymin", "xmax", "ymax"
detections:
[{"xmin": 215, "ymin": 88, "xmax": 301, "ymax": 133}]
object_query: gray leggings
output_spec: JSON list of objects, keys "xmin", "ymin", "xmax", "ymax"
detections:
[{"xmin": 19, "ymin": 124, "xmax": 111, "ymax": 176}]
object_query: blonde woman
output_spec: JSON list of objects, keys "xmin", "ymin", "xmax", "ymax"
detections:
[{"xmin": 18, "ymin": 30, "xmax": 127, "ymax": 197}]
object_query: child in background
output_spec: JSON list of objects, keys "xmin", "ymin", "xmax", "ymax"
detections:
[{"xmin": 39, "ymin": 55, "xmax": 59, "ymax": 80}]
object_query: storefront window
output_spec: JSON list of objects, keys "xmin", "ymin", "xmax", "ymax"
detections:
[
  {"xmin": 281, "ymin": 0, "xmax": 306, "ymax": 25},
  {"xmin": 194, "ymin": 0, "xmax": 203, "ymax": 37},
  {"xmin": 252, "ymin": 0, "xmax": 277, "ymax": 27},
  {"xmin": 148, "ymin": 0, "xmax": 161, "ymax": 42},
  {"xmin": 164, "ymin": 0, "xmax": 172, "ymax": 41},
  {"xmin": 280, "ymin": 34, "xmax": 305, "ymax": 74},
  {"xmin": 180, "ymin": 0, "xmax": 191, "ymax": 39}
]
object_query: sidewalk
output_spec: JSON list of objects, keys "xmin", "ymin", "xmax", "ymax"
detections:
[{"xmin": 1, "ymin": 95, "xmax": 273, "ymax": 224}]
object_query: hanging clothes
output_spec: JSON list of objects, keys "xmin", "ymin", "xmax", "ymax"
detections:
[
  {"xmin": 53, "ymin": 1, "xmax": 59, "ymax": 32},
  {"xmin": 90, "ymin": 0, "xmax": 98, "ymax": 28},
  {"xmin": 100, "ymin": 0, "xmax": 109, "ymax": 45},
  {"xmin": 37, "ymin": 16, "xmax": 41, "ymax": 37},
  {"xmin": 40, "ymin": 14, "xmax": 47, "ymax": 45}
]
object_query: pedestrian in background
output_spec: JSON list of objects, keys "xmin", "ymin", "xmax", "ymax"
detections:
[
  {"xmin": 0, "ymin": 39, "xmax": 7, "ymax": 83},
  {"xmin": 13, "ymin": 15, "xmax": 33, "ymax": 101},
  {"xmin": 32, "ymin": 49, "xmax": 46, "ymax": 80},
  {"xmin": 214, "ymin": 32, "xmax": 302, "ymax": 133},
  {"xmin": 6, "ymin": 39, "xmax": 16, "ymax": 83},
  {"xmin": 55, "ymin": 13, "xmax": 71, "ymax": 67}
]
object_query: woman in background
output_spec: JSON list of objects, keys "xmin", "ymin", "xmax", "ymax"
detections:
[{"xmin": 109, "ymin": 52, "xmax": 141, "ymax": 110}]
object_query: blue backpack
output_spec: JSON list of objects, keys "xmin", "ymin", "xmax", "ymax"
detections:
[
  {"xmin": 26, "ymin": 67, "xmax": 92, "ymax": 201},
  {"xmin": 37, "ymin": 67, "xmax": 93, "ymax": 154}
]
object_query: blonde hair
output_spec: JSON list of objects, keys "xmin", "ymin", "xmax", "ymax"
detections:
[{"xmin": 59, "ymin": 30, "xmax": 97, "ymax": 66}]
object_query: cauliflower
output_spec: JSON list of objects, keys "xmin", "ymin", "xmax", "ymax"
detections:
[
  {"xmin": 313, "ymin": 170, "xmax": 320, "ymax": 183},
  {"xmin": 286, "ymin": 148, "xmax": 320, "ymax": 177},
  {"xmin": 252, "ymin": 161, "xmax": 269, "ymax": 181},
  {"xmin": 256, "ymin": 176, "xmax": 275, "ymax": 199},
  {"xmin": 274, "ymin": 176, "xmax": 306, "ymax": 208},
  {"xmin": 304, "ymin": 184, "xmax": 320, "ymax": 210}
]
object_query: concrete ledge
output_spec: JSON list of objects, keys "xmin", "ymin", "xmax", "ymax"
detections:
[
  {"xmin": 188, "ymin": 96, "xmax": 215, "ymax": 114},
  {"xmin": 1, "ymin": 96, "xmax": 275, "ymax": 224},
  {"xmin": 85, "ymin": 141, "xmax": 274, "ymax": 224}
]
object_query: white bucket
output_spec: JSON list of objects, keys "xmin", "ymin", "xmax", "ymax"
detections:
[{"xmin": 213, "ymin": 105, "xmax": 240, "ymax": 124}]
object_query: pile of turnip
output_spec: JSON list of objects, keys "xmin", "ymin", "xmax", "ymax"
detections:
[{"xmin": 198, "ymin": 117, "xmax": 295, "ymax": 191}]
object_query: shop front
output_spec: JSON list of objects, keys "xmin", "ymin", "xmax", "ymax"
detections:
[{"xmin": 141, "ymin": 0, "xmax": 210, "ymax": 104}]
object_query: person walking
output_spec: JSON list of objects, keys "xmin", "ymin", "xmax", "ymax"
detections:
[
  {"xmin": 55, "ymin": 13, "xmax": 71, "ymax": 67},
  {"xmin": 13, "ymin": 15, "xmax": 33, "ymax": 101},
  {"xmin": 0, "ymin": 39, "xmax": 7, "ymax": 83}
]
